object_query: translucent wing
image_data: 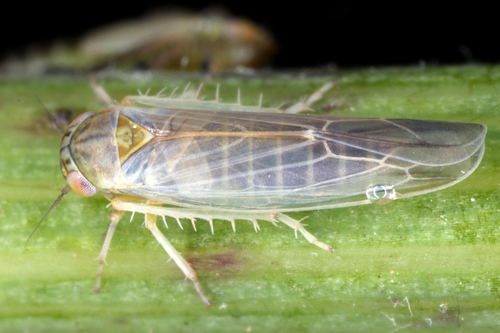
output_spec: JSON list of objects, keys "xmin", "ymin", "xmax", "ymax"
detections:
[{"xmin": 116, "ymin": 107, "xmax": 486, "ymax": 212}]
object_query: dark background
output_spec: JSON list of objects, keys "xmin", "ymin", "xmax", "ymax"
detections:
[{"xmin": 2, "ymin": 1, "xmax": 494, "ymax": 68}]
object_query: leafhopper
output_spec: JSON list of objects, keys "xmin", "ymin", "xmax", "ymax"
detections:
[{"xmin": 40, "ymin": 83, "xmax": 486, "ymax": 305}]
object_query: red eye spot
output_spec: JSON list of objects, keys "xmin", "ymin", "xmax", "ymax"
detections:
[{"xmin": 66, "ymin": 171, "xmax": 97, "ymax": 197}]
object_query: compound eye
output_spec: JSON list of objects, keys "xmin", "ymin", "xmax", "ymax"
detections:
[{"xmin": 66, "ymin": 171, "xmax": 97, "ymax": 197}]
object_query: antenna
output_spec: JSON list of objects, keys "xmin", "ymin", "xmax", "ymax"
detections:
[{"xmin": 24, "ymin": 185, "xmax": 71, "ymax": 247}]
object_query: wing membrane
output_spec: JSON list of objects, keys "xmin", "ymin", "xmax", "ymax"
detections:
[{"xmin": 117, "ymin": 107, "xmax": 486, "ymax": 212}]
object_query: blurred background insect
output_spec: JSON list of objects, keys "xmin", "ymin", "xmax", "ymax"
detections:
[{"xmin": 1, "ymin": 9, "xmax": 277, "ymax": 75}]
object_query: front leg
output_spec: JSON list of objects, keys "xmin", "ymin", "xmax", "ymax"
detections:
[{"xmin": 93, "ymin": 209, "xmax": 124, "ymax": 293}]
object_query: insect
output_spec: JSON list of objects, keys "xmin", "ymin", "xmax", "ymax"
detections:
[
  {"xmin": 1, "ymin": 10, "xmax": 276, "ymax": 75},
  {"xmin": 39, "ymin": 82, "xmax": 486, "ymax": 306},
  {"xmin": 78, "ymin": 11, "xmax": 277, "ymax": 72}
]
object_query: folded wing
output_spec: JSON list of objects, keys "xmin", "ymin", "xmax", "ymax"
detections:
[{"xmin": 117, "ymin": 108, "xmax": 486, "ymax": 212}]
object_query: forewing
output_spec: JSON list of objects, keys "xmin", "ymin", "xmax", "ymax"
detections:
[{"xmin": 117, "ymin": 107, "xmax": 486, "ymax": 212}]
